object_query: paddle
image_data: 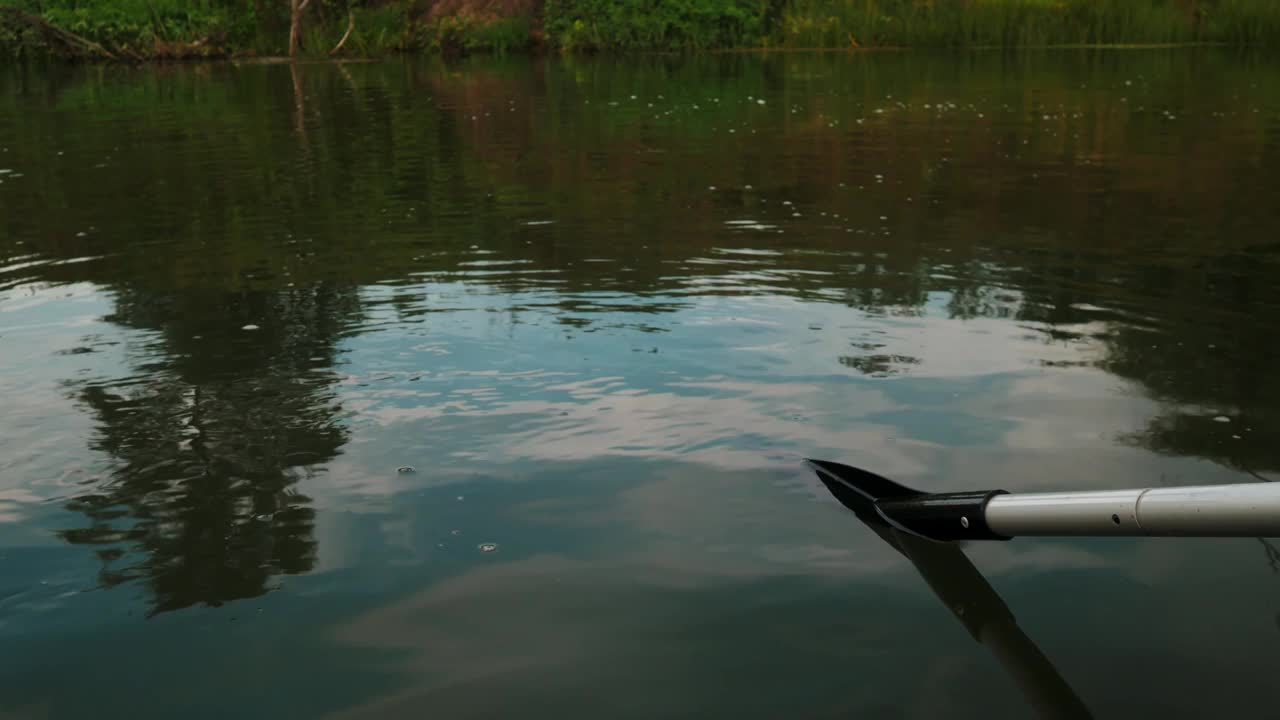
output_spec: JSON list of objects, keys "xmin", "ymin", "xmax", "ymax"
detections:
[
  {"xmin": 808, "ymin": 458, "xmax": 1093, "ymax": 719},
  {"xmin": 806, "ymin": 458, "xmax": 1280, "ymax": 540}
]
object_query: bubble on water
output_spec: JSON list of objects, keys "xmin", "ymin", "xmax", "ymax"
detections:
[
  {"xmin": 241, "ymin": 324, "xmax": 260, "ymax": 331},
  {"xmin": 1214, "ymin": 416, "xmax": 1231, "ymax": 423},
  {"xmin": 457, "ymin": 495, "xmax": 465, "ymax": 501},
  {"xmin": 451, "ymin": 529, "xmax": 461, "ymax": 536},
  {"xmin": 478, "ymin": 543, "xmax": 498, "ymax": 553},
  {"xmin": 756, "ymin": 99, "xmax": 765, "ymax": 105}
]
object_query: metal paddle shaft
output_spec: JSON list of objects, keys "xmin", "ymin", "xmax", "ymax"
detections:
[
  {"xmin": 806, "ymin": 458, "xmax": 1280, "ymax": 541},
  {"xmin": 987, "ymin": 483, "xmax": 1280, "ymax": 537}
]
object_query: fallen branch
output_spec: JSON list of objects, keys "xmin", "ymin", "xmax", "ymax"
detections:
[
  {"xmin": 330, "ymin": 8, "xmax": 355, "ymax": 55},
  {"xmin": 0, "ymin": 5, "xmax": 117, "ymax": 58}
]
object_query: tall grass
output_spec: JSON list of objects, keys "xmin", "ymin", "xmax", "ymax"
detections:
[
  {"xmin": 543, "ymin": 0, "xmax": 773, "ymax": 51},
  {"xmin": 774, "ymin": 0, "xmax": 1280, "ymax": 48},
  {"xmin": 411, "ymin": 16, "xmax": 533, "ymax": 55}
]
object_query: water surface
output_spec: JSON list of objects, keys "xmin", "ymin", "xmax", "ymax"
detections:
[{"xmin": 3, "ymin": 50, "xmax": 1280, "ymax": 718}]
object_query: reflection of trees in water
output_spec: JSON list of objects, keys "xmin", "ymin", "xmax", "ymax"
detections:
[
  {"xmin": 1099, "ymin": 254, "xmax": 1280, "ymax": 475},
  {"xmin": 7, "ymin": 54, "xmax": 1280, "ymax": 598},
  {"xmin": 60, "ymin": 285, "xmax": 359, "ymax": 616},
  {"xmin": 931, "ymin": 235, "xmax": 1280, "ymax": 475},
  {"xmin": 838, "ymin": 352, "xmax": 919, "ymax": 377}
]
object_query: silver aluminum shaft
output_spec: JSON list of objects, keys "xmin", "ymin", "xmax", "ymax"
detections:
[{"xmin": 985, "ymin": 482, "xmax": 1280, "ymax": 537}]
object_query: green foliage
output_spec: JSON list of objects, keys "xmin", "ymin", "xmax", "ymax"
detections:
[
  {"xmin": 41, "ymin": 3, "xmax": 240, "ymax": 46},
  {"xmin": 774, "ymin": 0, "xmax": 1280, "ymax": 48},
  {"xmin": 5, "ymin": 0, "xmax": 256, "ymax": 56},
  {"xmin": 4, "ymin": 0, "xmax": 1280, "ymax": 59},
  {"xmin": 345, "ymin": 4, "xmax": 408, "ymax": 55},
  {"xmin": 412, "ymin": 15, "xmax": 532, "ymax": 54},
  {"xmin": 544, "ymin": 0, "xmax": 773, "ymax": 50},
  {"xmin": 1206, "ymin": 0, "xmax": 1280, "ymax": 45}
]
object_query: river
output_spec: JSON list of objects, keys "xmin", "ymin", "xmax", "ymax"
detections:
[{"xmin": 2, "ymin": 50, "xmax": 1280, "ymax": 718}]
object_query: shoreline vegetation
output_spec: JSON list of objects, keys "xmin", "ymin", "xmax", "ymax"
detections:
[{"xmin": 2, "ymin": 0, "xmax": 1279, "ymax": 61}]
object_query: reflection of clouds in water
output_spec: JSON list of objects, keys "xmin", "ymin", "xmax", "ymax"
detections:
[
  {"xmin": 323, "ymin": 554, "xmax": 956, "ymax": 720},
  {"xmin": 0, "ymin": 285, "xmax": 120, "ymax": 509},
  {"xmin": 332, "ymin": 366, "xmax": 1163, "ymax": 500},
  {"xmin": 328, "ymin": 286, "xmax": 1140, "ymax": 501},
  {"xmin": 309, "ymin": 452, "xmax": 1126, "ymax": 594},
  {"xmin": 345, "ymin": 374, "xmax": 920, "ymax": 474},
  {"xmin": 322, "ymin": 342, "xmax": 1173, "ymax": 532},
  {"xmin": 318, "ymin": 462, "xmax": 1272, "ymax": 720},
  {"xmin": 0, "ymin": 491, "xmax": 41, "ymax": 524}
]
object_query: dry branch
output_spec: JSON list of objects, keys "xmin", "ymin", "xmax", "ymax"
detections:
[{"xmin": 330, "ymin": 9, "xmax": 355, "ymax": 55}]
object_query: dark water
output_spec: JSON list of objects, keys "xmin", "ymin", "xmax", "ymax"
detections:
[{"xmin": 2, "ymin": 50, "xmax": 1280, "ymax": 718}]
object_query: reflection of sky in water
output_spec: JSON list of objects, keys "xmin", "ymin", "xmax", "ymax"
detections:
[
  {"xmin": 3, "ymin": 51, "xmax": 1280, "ymax": 719},
  {"xmin": 6, "ymin": 273, "xmax": 1273, "ymax": 718},
  {"xmin": 333, "ymin": 281, "xmax": 1146, "ymax": 483}
]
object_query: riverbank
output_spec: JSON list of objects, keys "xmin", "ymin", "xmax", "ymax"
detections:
[{"xmin": 3, "ymin": 0, "xmax": 1279, "ymax": 60}]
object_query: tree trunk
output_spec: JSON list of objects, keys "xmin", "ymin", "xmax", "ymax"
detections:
[{"xmin": 288, "ymin": 0, "xmax": 302, "ymax": 57}]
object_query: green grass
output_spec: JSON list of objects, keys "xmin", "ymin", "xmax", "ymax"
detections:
[
  {"xmin": 772, "ymin": 0, "xmax": 1280, "ymax": 48},
  {"xmin": 543, "ymin": 0, "xmax": 773, "ymax": 51}
]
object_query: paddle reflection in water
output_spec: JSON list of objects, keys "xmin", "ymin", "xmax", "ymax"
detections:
[
  {"xmin": 811, "ymin": 459, "xmax": 1091, "ymax": 719},
  {"xmin": 879, "ymin": 523, "xmax": 1091, "ymax": 719}
]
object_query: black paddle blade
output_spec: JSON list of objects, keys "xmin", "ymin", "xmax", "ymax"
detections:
[{"xmin": 804, "ymin": 458, "xmax": 924, "ymax": 517}]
